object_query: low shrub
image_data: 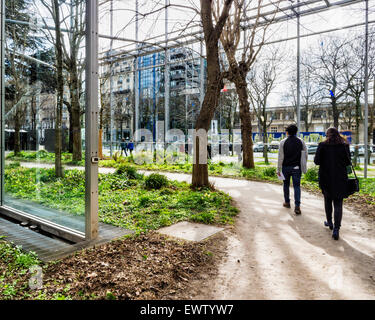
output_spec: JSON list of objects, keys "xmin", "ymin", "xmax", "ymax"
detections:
[
  {"xmin": 115, "ymin": 164, "xmax": 139, "ymax": 179},
  {"xmin": 36, "ymin": 150, "xmax": 50, "ymax": 159},
  {"xmin": 144, "ymin": 173, "xmax": 169, "ymax": 190},
  {"xmin": 6, "ymin": 162, "xmax": 20, "ymax": 169},
  {"xmin": 262, "ymin": 166, "xmax": 276, "ymax": 178},
  {"xmin": 38, "ymin": 168, "xmax": 57, "ymax": 183},
  {"xmin": 304, "ymin": 166, "xmax": 319, "ymax": 182}
]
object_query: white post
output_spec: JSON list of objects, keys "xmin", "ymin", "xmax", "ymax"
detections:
[
  {"xmin": 134, "ymin": 0, "xmax": 140, "ymax": 141},
  {"xmin": 364, "ymin": 0, "xmax": 369, "ymax": 178},
  {"xmin": 164, "ymin": 0, "xmax": 170, "ymax": 146},
  {"xmin": 109, "ymin": 0, "xmax": 114, "ymax": 156},
  {"xmin": 296, "ymin": 0, "xmax": 301, "ymax": 132},
  {"xmin": 85, "ymin": 0, "xmax": 99, "ymax": 240}
]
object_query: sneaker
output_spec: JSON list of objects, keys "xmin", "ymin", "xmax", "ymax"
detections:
[
  {"xmin": 294, "ymin": 206, "xmax": 301, "ymax": 215},
  {"xmin": 283, "ymin": 202, "xmax": 291, "ymax": 208}
]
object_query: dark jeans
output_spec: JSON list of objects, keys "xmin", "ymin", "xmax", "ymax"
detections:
[
  {"xmin": 121, "ymin": 147, "xmax": 127, "ymax": 156},
  {"xmin": 282, "ymin": 166, "xmax": 301, "ymax": 206},
  {"xmin": 324, "ymin": 193, "xmax": 343, "ymax": 230}
]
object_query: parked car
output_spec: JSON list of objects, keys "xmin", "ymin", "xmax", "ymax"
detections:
[
  {"xmin": 306, "ymin": 142, "xmax": 319, "ymax": 154},
  {"xmin": 253, "ymin": 143, "xmax": 270, "ymax": 152},
  {"xmin": 269, "ymin": 141, "xmax": 280, "ymax": 150},
  {"xmin": 350, "ymin": 144, "xmax": 372, "ymax": 156}
]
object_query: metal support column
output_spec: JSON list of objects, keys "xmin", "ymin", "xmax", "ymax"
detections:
[
  {"xmin": 85, "ymin": 0, "xmax": 99, "ymax": 240},
  {"xmin": 164, "ymin": 0, "xmax": 170, "ymax": 141},
  {"xmin": 296, "ymin": 0, "xmax": 301, "ymax": 131},
  {"xmin": 134, "ymin": 0, "xmax": 140, "ymax": 140},
  {"xmin": 185, "ymin": 60, "xmax": 188, "ymax": 135},
  {"xmin": 109, "ymin": 0, "xmax": 114, "ymax": 156},
  {"xmin": 364, "ymin": 0, "xmax": 369, "ymax": 177}
]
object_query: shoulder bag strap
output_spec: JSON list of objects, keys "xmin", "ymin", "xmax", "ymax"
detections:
[{"xmin": 345, "ymin": 145, "xmax": 358, "ymax": 180}]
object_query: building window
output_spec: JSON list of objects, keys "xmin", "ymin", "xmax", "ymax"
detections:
[{"xmin": 271, "ymin": 126, "xmax": 278, "ymax": 133}]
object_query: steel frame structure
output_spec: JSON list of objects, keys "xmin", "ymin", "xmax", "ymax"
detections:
[
  {"xmin": 99, "ymin": 0, "xmax": 371, "ymax": 177},
  {"xmin": 0, "ymin": 0, "xmax": 371, "ymax": 243}
]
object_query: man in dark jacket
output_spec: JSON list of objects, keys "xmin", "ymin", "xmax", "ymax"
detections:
[{"xmin": 277, "ymin": 125, "xmax": 308, "ymax": 215}]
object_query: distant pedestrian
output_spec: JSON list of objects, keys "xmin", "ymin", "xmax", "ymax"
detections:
[
  {"xmin": 128, "ymin": 139, "xmax": 134, "ymax": 155},
  {"xmin": 120, "ymin": 138, "xmax": 128, "ymax": 156},
  {"xmin": 277, "ymin": 124, "xmax": 308, "ymax": 215},
  {"xmin": 314, "ymin": 127, "xmax": 351, "ymax": 240}
]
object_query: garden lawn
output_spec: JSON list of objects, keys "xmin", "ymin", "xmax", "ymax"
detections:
[
  {"xmin": 6, "ymin": 150, "xmax": 85, "ymax": 166},
  {"xmin": 6, "ymin": 150, "xmax": 375, "ymax": 204},
  {"xmin": 4, "ymin": 164, "xmax": 239, "ymax": 234}
]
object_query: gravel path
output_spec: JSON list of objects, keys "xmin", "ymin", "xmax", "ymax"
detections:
[{"xmin": 15, "ymin": 162, "xmax": 375, "ymax": 299}]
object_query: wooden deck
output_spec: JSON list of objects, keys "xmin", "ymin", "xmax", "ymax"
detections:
[{"xmin": 0, "ymin": 216, "xmax": 133, "ymax": 262}]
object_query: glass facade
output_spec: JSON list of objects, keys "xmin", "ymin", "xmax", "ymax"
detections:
[{"xmin": 0, "ymin": 0, "xmax": 98, "ymax": 240}]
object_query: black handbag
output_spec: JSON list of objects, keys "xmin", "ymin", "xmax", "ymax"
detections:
[{"xmin": 345, "ymin": 148, "xmax": 360, "ymax": 197}]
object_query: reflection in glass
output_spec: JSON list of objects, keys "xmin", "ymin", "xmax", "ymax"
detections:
[{"xmin": 3, "ymin": 0, "xmax": 86, "ymax": 233}]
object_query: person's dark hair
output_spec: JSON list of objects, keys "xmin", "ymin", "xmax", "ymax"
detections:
[
  {"xmin": 324, "ymin": 127, "xmax": 347, "ymax": 145},
  {"xmin": 286, "ymin": 124, "xmax": 298, "ymax": 136}
]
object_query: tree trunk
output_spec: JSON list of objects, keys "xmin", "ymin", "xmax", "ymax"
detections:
[
  {"xmin": 304, "ymin": 106, "xmax": 310, "ymax": 132},
  {"xmin": 54, "ymin": 0, "xmax": 63, "ymax": 177},
  {"xmin": 235, "ymin": 77, "xmax": 255, "ymax": 169},
  {"xmin": 331, "ymin": 97, "xmax": 339, "ymax": 129},
  {"xmin": 262, "ymin": 119, "xmax": 269, "ymax": 164},
  {"xmin": 70, "ymin": 70, "xmax": 82, "ymax": 162},
  {"xmin": 68, "ymin": 114, "xmax": 73, "ymax": 153},
  {"xmin": 14, "ymin": 114, "xmax": 21, "ymax": 156},
  {"xmin": 192, "ymin": 77, "xmax": 221, "ymax": 187},
  {"xmin": 192, "ymin": 43, "xmax": 223, "ymax": 187},
  {"xmin": 352, "ymin": 96, "xmax": 361, "ymax": 167},
  {"xmin": 192, "ymin": 0, "xmax": 233, "ymax": 188},
  {"xmin": 371, "ymin": 79, "xmax": 375, "ymax": 145}
]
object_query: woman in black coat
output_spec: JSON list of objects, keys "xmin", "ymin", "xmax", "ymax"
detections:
[{"xmin": 314, "ymin": 127, "xmax": 351, "ymax": 240}]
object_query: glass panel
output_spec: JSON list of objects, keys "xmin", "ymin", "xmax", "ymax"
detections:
[{"xmin": 2, "ymin": 0, "xmax": 86, "ymax": 233}]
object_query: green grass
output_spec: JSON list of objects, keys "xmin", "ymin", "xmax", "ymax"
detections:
[
  {"xmin": 6, "ymin": 150, "xmax": 375, "ymax": 197},
  {"xmin": 0, "ymin": 238, "xmax": 40, "ymax": 300},
  {"xmin": 4, "ymin": 165, "xmax": 239, "ymax": 234},
  {"xmin": 358, "ymin": 178, "xmax": 375, "ymax": 197},
  {"xmin": 6, "ymin": 150, "xmax": 85, "ymax": 166},
  {"xmin": 1, "ymin": 164, "xmax": 239, "ymax": 300}
]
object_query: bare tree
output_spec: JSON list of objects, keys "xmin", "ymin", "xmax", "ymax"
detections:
[
  {"xmin": 191, "ymin": 0, "xmax": 234, "ymax": 188},
  {"xmin": 343, "ymin": 31, "xmax": 375, "ymax": 164},
  {"xmin": 248, "ymin": 49, "xmax": 281, "ymax": 164},
  {"xmin": 216, "ymin": 89, "xmax": 240, "ymax": 155},
  {"xmin": 310, "ymin": 37, "xmax": 352, "ymax": 129},
  {"xmin": 5, "ymin": 0, "xmax": 37, "ymax": 155},
  {"xmin": 217, "ymin": 0, "xmax": 280, "ymax": 168},
  {"xmin": 285, "ymin": 55, "xmax": 323, "ymax": 132},
  {"xmin": 99, "ymin": 71, "xmax": 111, "ymax": 158},
  {"xmin": 39, "ymin": 0, "xmax": 85, "ymax": 161},
  {"xmin": 52, "ymin": 0, "xmax": 64, "ymax": 177},
  {"xmin": 340, "ymin": 100, "xmax": 356, "ymax": 131}
]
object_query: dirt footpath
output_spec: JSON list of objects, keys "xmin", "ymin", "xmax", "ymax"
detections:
[{"xmin": 157, "ymin": 172, "xmax": 375, "ymax": 300}]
